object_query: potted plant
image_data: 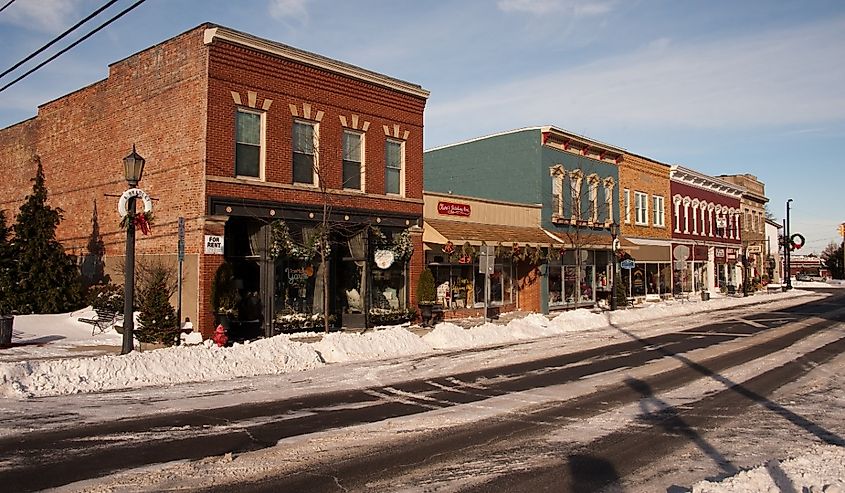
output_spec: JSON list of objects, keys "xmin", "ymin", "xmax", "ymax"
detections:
[
  {"xmin": 416, "ymin": 268, "xmax": 436, "ymax": 327},
  {"xmin": 210, "ymin": 262, "xmax": 240, "ymax": 332}
]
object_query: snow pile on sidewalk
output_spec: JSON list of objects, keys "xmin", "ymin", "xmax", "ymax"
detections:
[
  {"xmin": 314, "ymin": 327, "xmax": 432, "ymax": 363},
  {"xmin": 0, "ymin": 290, "xmax": 816, "ymax": 399},
  {"xmin": 691, "ymin": 444, "xmax": 845, "ymax": 492},
  {"xmin": 0, "ymin": 336, "xmax": 324, "ymax": 398},
  {"xmin": 423, "ymin": 309, "xmax": 608, "ymax": 349}
]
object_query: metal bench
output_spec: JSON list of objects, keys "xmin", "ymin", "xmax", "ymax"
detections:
[{"xmin": 78, "ymin": 309, "xmax": 122, "ymax": 335}]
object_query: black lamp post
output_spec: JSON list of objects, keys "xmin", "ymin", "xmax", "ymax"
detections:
[
  {"xmin": 785, "ymin": 199, "xmax": 793, "ymax": 291},
  {"xmin": 121, "ymin": 145, "xmax": 145, "ymax": 355},
  {"xmin": 610, "ymin": 223, "xmax": 619, "ymax": 311}
]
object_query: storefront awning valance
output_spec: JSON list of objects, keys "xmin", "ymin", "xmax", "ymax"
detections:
[{"xmin": 424, "ymin": 219, "xmax": 563, "ymax": 247}]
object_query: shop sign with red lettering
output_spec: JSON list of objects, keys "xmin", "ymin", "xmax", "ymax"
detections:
[{"xmin": 437, "ymin": 201, "xmax": 471, "ymax": 217}]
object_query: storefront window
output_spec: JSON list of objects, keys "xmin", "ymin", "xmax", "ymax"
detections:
[
  {"xmin": 274, "ymin": 257, "xmax": 322, "ymax": 315},
  {"xmin": 372, "ymin": 262, "xmax": 406, "ymax": 310},
  {"xmin": 550, "ymin": 250, "xmax": 596, "ymax": 306},
  {"xmin": 428, "ymin": 250, "xmax": 513, "ymax": 308}
]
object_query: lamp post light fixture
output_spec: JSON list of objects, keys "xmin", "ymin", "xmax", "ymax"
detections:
[
  {"xmin": 121, "ymin": 145, "xmax": 145, "ymax": 355},
  {"xmin": 609, "ymin": 222, "xmax": 619, "ymax": 311}
]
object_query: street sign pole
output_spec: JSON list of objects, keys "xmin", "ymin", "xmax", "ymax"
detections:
[{"xmin": 177, "ymin": 217, "xmax": 185, "ymax": 341}]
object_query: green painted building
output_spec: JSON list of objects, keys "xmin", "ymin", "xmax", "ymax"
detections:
[{"xmin": 424, "ymin": 126, "xmax": 624, "ymax": 313}]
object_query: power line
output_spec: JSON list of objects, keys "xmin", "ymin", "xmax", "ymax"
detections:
[
  {"xmin": 0, "ymin": 0, "xmax": 148, "ymax": 94},
  {"xmin": 0, "ymin": 0, "xmax": 17, "ymax": 14},
  {"xmin": 1, "ymin": 0, "xmax": 121, "ymax": 81}
]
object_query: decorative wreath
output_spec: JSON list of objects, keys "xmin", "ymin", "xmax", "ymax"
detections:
[
  {"xmin": 118, "ymin": 188, "xmax": 154, "ymax": 235},
  {"xmin": 789, "ymin": 233, "xmax": 805, "ymax": 251}
]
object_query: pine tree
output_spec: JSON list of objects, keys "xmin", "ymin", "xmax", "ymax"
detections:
[
  {"xmin": 136, "ymin": 271, "xmax": 177, "ymax": 345},
  {"xmin": 0, "ymin": 210, "xmax": 16, "ymax": 313},
  {"xmin": 13, "ymin": 157, "xmax": 83, "ymax": 314}
]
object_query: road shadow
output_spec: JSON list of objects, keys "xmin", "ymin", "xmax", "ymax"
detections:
[
  {"xmin": 612, "ymin": 322, "xmax": 842, "ymax": 490},
  {"xmin": 568, "ymin": 453, "xmax": 626, "ymax": 492},
  {"xmin": 625, "ymin": 377, "xmax": 739, "ymax": 477}
]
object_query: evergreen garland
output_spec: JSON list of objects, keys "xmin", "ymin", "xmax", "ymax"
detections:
[
  {"xmin": 12, "ymin": 157, "xmax": 83, "ymax": 314},
  {"xmin": 270, "ymin": 220, "xmax": 330, "ymax": 261},
  {"xmin": 369, "ymin": 227, "xmax": 414, "ymax": 262}
]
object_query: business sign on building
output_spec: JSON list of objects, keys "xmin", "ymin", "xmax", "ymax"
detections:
[
  {"xmin": 726, "ymin": 248, "xmax": 737, "ymax": 263},
  {"xmin": 437, "ymin": 201, "xmax": 471, "ymax": 217},
  {"xmin": 747, "ymin": 245, "xmax": 762, "ymax": 254},
  {"xmin": 715, "ymin": 248, "xmax": 726, "ymax": 259},
  {"xmin": 204, "ymin": 235, "xmax": 224, "ymax": 255}
]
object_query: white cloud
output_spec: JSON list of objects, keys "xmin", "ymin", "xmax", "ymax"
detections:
[
  {"xmin": 427, "ymin": 17, "xmax": 845, "ymax": 136},
  {"xmin": 497, "ymin": 0, "xmax": 613, "ymax": 16},
  {"xmin": 268, "ymin": 0, "xmax": 310, "ymax": 25},
  {"xmin": 0, "ymin": 0, "xmax": 83, "ymax": 32}
]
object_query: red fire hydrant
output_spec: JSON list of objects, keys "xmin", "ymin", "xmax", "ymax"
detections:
[{"xmin": 212, "ymin": 324, "xmax": 228, "ymax": 347}]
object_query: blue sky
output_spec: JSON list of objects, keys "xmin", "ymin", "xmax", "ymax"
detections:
[{"xmin": 1, "ymin": 0, "xmax": 843, "ymax": 253}]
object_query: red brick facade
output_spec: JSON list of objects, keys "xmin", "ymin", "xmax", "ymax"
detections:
[{"xmin": 0, "ymin": 24, "xmax": 429, "ymax": 337}]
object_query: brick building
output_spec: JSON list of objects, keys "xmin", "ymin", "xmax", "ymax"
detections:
[
  {"xmin": 0, "ymin": 24, "xmax": 429, "ymax": 337},
  {"xmin": 718, "ymin": 174, "xmax": 769, "ymax": 286},
  {"xmin": 669, "ymin": 166, "xmax": 744, "ymax": 294},
  {"xmin": 617, "ymin": 152, "xmax": 672, "ymax": 300}
]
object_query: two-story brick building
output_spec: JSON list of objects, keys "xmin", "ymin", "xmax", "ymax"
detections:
[
  {"xmin": 0, "ymin": 24, "xmax": 429, "ymax": 337},
  {"xmin": 669, "ymin": 166, "xmax": 744, "ymax": 294},
  {"xmin": 718, "ymin": 174, "xmax": 769, "ymax": 287},
  {"xmin": 617, "ymin": 152, "xmax": 672, "ymax": 300}
]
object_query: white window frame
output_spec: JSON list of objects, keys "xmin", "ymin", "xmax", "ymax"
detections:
[
  {"xmin": 342, "ymin": 129, "xmax": 365, "ymax": 191},
  {"xmin": 235, "ymin": 108, "xmax": 265, "ymax": 180},
  {"xmin": 603, "ymin": 178, "xmax": 614, "ymax": 224},
  {"xmin": 635, "ymin": 191, "xmax": 648, "ymax": 226},
  {"xmin": 569, "ymin": 170, "xmax": 583, "ymax": 220},
  {"xmin": 624, "ymin": 188, "xmax": 631, "ymax": 224},
  {"xmin": 293, "ymin": 119, "xmax": 319, "ymax": 186},
  {"xmin": 550, "ymin": 168, "xmax": 565, "ymax": 216},
  {"xmin": 588, "ymin": 176, "xmax": 599, "ymax": 222},
  {"xmin": 385, "ymin": 138, "xmax": 405, "ymax": 196},
  {"xmin": 652, "ymin": 195, "xmax": 665, "ymax": 227}
]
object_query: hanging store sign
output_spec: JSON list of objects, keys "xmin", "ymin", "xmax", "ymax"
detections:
[
  {"xmin": 374, "ymin": 249, "xmax": 395, "ymax": 269},
  {"xmin": 620, "ymin": 259, "xmax": 636, "ymax": 269},
  {"xmin": 437, "ymin": 201, "xmax": 471, "ymax": 217},
  {"xmin": 747, "ymin": 245, "xmax": 762, "ymax": 254}
]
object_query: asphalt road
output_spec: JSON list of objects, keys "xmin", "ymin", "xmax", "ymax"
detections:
[{"xmin": 2, "ymin": 289, "xmax": 843, "ymax": 492}]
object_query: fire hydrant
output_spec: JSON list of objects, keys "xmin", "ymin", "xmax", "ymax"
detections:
[{"xmin": 212, "ymin": 324, "xmax": 228, "ymax": 347}]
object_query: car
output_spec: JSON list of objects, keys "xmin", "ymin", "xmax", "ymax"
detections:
[
  {"xmin": 809, "ymin": 275, "xmax": 825, "ymax": 282},
  {"xmin": 795, "ymin": 273, "xmax": 811, "ymax": 281}
]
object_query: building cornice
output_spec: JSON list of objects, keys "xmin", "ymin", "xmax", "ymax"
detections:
[
  {"xmin": 540, "ymin": 125, "xmax": 625, "ymax": 165},
  {"xmin": 204, "ymin": 26, "xmax": 430, "ymax": 99},
  {"xmin": 670, "ymin": 165, "xmax": 745, "ymax": 198}
]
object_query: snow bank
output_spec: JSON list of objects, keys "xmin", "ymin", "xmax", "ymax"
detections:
[
  {"xmin": 0, "ymin": 290, "xmax": 815, "ymax": 399},
  {"xmin": 313, "ymin": 327, "xmax": 432, "ymax": 363},
  {"xmin": 691, "ymin": 444, "xmax": 845, "ymax": 492},
  {"xmin": 0, "ymin": 336, "xmax": 323, "ymax": 398}
]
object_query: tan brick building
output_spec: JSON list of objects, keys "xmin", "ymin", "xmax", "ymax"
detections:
[
  {"xmin": 0, "ymin": 24, "xmax": 429, "ymax": 337},
  {"xmin": 617, "ymin": 152, "xmax": 672, "ymax": 299},
  {"xmin": 718, "ymin": 174, "xmax": 769, "ymax": 286}
]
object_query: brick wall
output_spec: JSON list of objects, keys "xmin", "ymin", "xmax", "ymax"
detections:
[
  {"xmin": 618, "ymin": 153, "xmax": 671, "ymax": 240},
  {"xmin": 0, "ymin": 25, "xmax": 210, "ymax": 324}
]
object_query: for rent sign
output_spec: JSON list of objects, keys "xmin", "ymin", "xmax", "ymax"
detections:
[{"xmin": 437, "ymin": 201, "xmax": 471, "ymax": 217}]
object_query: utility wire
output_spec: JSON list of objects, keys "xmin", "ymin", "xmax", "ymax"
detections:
[
  {"xmin": 0, "ymin": 0, "xmax": 17, "ymax": 14},
  {"xmin": 1, "ymin": 0, "xmax": 121, "ymax": 81},
  {"xmin": 0, "ymin": 0, "xmax": 148, "ymax": 94}
]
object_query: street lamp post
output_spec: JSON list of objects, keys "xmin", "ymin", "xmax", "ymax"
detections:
[
  {"xmin": 610, "ymin": 223, "xmax": 619, "ymax": 311},
  {"xmin": 785, "ymin": 199, "xmax": 793, "ymax": 291},
  {"xmin": 121, "ymin": 145, "xmax": 145, "ymax": 355}
]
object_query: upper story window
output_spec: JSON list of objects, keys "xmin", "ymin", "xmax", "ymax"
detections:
[
  {"xmin": 588, "ymin": 176, "xmax": 599, "ymax": 222},
  {"xmin": 652, "ymin": 195, "xmax": 665, "ymax": 227},
  {"xmin": 385, "ymin": 139, "xmax": 404, "ymax": 195},
  {"xmin": 293, "ymin": 120, "xmax": 317, "ymax": 185},
  {"xmin": 635, "ymin": 191, "xmax": 648, "ymax": 225},
  {"xmin": 623, "ymin": 189, "xmax": 631, "ymax": 224},
  {"xmin": 569, "ymin": 170, "xmax": 583, "ymax": 220},
  {"xmin": 343, "ymin": 130, "xmax": 364, "ymax": 191},
  {"xmin": 235, "ymin": 108, "xmax": 263, "ymax": 178}
]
